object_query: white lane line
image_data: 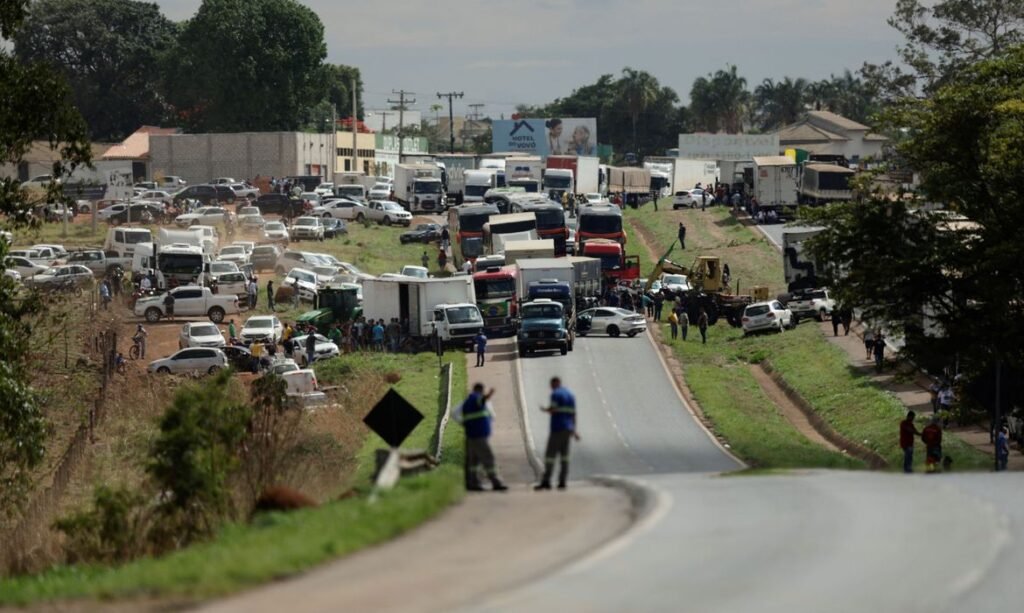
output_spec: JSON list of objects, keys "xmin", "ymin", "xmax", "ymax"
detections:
[
  {"xmin": 514, "ymin": 352, "xmax": 544, "ymax": 476},
  {"xmin": 583, "ymin": 339, "xmax": 651, "ymax": 471}
]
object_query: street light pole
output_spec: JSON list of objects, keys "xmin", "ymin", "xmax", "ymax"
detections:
[{"xmin": 437, "ymin": 91, "xmax": 464, "ymax": 153}]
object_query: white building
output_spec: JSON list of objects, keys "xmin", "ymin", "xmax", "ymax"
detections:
[
  {"xmin": 364, "ymin": 109, "xmax": 422, "ymax": 134},
  {"xmin": 774, "ymin": 111, "xmax": 888, "ymax": 164}
]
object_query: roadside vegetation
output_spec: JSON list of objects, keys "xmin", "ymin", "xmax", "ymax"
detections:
[
  {"xmin": 627, "ymin": 203, "xmax": 989, "ymax": 471},
  {"xmin": 0, "ymin": 350, "xmax": 467, "ymax": 606}
]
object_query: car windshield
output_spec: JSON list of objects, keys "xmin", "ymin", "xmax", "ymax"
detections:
[
  {"xmin": 475, "ymin": 278, "xmax": 516, "ymax": 298},
  {"xmin": 533, "ymin": 208, "xmax": 565, "ymax": 229},
  {"xmin": 415, "ymin": 224, "xmax": 435, "ymax": 231},
  {"xmin": 123, "ymin": 231, "xmax": 150, "ymax": 244},
  {"xmin": 312, "ymin": 267, "xmax": 337, "ymax": 277},
  {"xmin": 221, "ymin": 247, "xmax": 244, "ymax": 255},
  {"xmin": 292, "ymin": 271, "xmax": 315, "ymax": 283},
  {"xmin": 191, "ymin": 324, "xmax": 219, "ymax": 337},
  {"xmin": 746, "ymin": 305, "xmax": 770, "ymax": 316},
  {"xmin": 384, "ymin": 203, "xmax": 404, "ymax": 211},
  {"xmin": 210, "ymin": 262, "xmax": 236, "ymax": 274},
  {"xmin": 445, "ymin": 306, "xmax": 481, "ymax": 324},
  {"xmin": 578, "ymin": 215, "xmax": 622, "ymax": 234},
  {"xmin": 342, "ymin": 262, "xmax": 364, "ymax": 275},
  {"xmin": 246, "ymin": 318, "xmax": 273, "ymax": 329},
  {"xmin": 295, "ymin": 218, "xmax": 316, "ymax": 226},
  {"xmin": 414, "ymin": 181, "xmax": 441, "ymax": 194},
  {"xmin": 265, "ymin": 222, "xmax": 285, "ymax": 231},
  {"xmin": 663, "ymin": 275, "xmax": 687, "ymax": 285},
  {"xmin": 523, "ymin": 304, "xmax": 562, "ymax": 318},
  {"xmin": 544, "ymin": 176, "xmax": 571, "ymax": 189}
]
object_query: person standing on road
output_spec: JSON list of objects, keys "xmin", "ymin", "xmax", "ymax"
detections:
[
  {"xmin": 228, "ymin": 319, "xmax": 237, "ymax": 341},
  {"xmin": 99, "ymin": 279, "xmax": 111, "ymax": 310},
  {"xmin": 440, "ymin": 226, "xmax": 450, "ymax": 250},
  {"xmin": 921, "ymin": 417, "xmax": 943, "ymax": 473},
  {"xmin": 536, "ymin": 377, "xmax": 579, "ymax": 491},
  {"xmin": 372, "ymin": 319, "xmax": 385, "ymax": 352},
  {"xmin": 247, "ymin": 277, "xmax": 258, "ymax": 310},
  {"xmin": 473, "ymin": 329, "xmax": 487, "ymax": 367},
  {"xmin": 863, "ymin": 327, "xmax": 875, "ymax": 360},
  {"xmin": 697, "ymin": 308, "xmax": 709, "ymax": 344},
  {"xmin": 267, "ymin": 279, "xmax": 275, "ymax": 311},
  {"xmin": 679, "ymin": 308, "xmax": 690, "ymax": 341},
  {"xmin": 900, "ymin": 411, "xmax": 920, "ymax": 473},
  {"xmin": 677, "ymin": 222, "xmax": 686, "ymax": 250},
  {"xmin": 831, "ymin": 310, "xmax": 842, "ymax": 337},
  {"xmin": 454, "ymin": 383, "xmax": 507, "ymax": 492},
  {"xmin": 163, "ymin": 291, "xmax": 175, "ymax": 321},
  {"xmin": 421, "ymin": 250, "xmax": 430, "ymax": 269},
  {"xmin": 873, "ymin": 332, "xmax": 886, "ymax": 373},
  {"xmin": 653, "ymin": 292, "xmax": 664, "ymax": 321},
  {"xmin": 996, "ymin": 425, "xmax": 1010, "ymax": 471}
]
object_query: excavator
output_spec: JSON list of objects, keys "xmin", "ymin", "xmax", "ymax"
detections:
[{"xmin": 644, "ymin": 247, "xmax": 769, "ymax": 327}]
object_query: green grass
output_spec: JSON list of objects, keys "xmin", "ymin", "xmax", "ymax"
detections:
[
  {"xmin": 627, "ymin": 203, "xmax": 989, "ymax": 471},
  {"xmin": 0, "ymin": 351, "xmax": 469, "ymax": 606}
]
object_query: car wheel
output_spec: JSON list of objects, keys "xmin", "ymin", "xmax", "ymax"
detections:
[
  {"xmin": 325, "ymin": 213, "xmax": 333, "ymax": 219},
  {"xmin": 208, "ymin": 307, "xmax": 225, "ymax": 323},
  {"xmin": 818, "ymin": 309, "xmax": 827, "ymax": 322},
  {"xmin": 400, "ymin": 237, "xmax": 408, "ymax": 244},
  {"xmin": 190, "ymin": 220, "xmax": 199, "ymax": 227},
  {"xmin": 383, "ymin": 217, "xmax": 392, "ymax": 226},
  {"xmin": 207, "ymin": 365, "xmax": 221, "ymax": 375},
  {"xmin": 607, "ymin": 325, "xmax": 620, "ymax": 338},
  {"xmin": 627, "ymin": 330, "xmax": 639, "ymax": 337},
  {"xmin": 145, "ymin": 307, "xmax": 161, "ymax": 323},
  {"xmin": 157, "ymin": 366, "xmax": 171, "ymax": 374},
  {"xmin": 356, "ymin": 213, "xmax": 365, "ymax": 222}
]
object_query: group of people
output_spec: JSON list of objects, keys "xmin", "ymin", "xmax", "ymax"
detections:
[
  {"xmin": 862, "ymin": 328, "xmax": 889, "ymax": 372},
  {"xmin": 455, "ymin": 377, "xmax": 577, "ymax": 492},
  {"xmin": 321, "ymin": 316, "xmax": 406, "ymax": 354}
]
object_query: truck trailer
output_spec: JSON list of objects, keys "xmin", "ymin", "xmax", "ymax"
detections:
[
  {"xmin": 361, "ymin": 276, "xmax": 482, "ymax": 346},
  {"xmin": 753, "ymin": 156, "xmax": 800, "ymax": 216},
  {"xmin": 543, "ymin": 155, "xmax": 600, "ymax": 198}
]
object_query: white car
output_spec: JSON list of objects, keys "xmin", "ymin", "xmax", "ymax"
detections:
[
  {"xmin": 231, "ymin": 241, "xmax": 256, "ymax": 255},
  {"xmin": 175, "ymin": 206, "xmax": 233, "ymax": 227},
  {"xmin": 368, "ymin": 183, "xmax": 391, "ymax": 200},
  {"xmin": 230, "ymin": 183, "xmax": 260, "ymax": 199},
  {"xmin": 584, "ymin": 193, "xmax": 604, "ymax": 204},
  {"xmin": 289, "ymin": 333, "xmax": 340, "ymax": 366},
  {"xmin": 236, "ymin": 205, "xmax": 264, "ymax": 227},
  {"xmin": 263, "ymin": 221, "xmax": 290, "ymax": 244},
  {"xmin": 673, "ymin": 188, "xmax": 711, "ymax": 209},
  {"xmin": 96, "ymin": 202, "xmax": 132, "ymax": 221},
  {"xmin": 313, "ymin": 199, "xmax": 367, "ymax": 220},
  {"xmin": 178, "ymin": 322, "xmax": 226, "ymax": 349},
  {"xmin": 366, "ymin": 200, "xmax": 412, "ymax": 226},
  {"xmin": 148, "ymin": 347, "xmax": 228, "ymax": 375},
  {"xmin": 4, "ymin": 269, "xmax": 23, "ymax": 283},
  {"xmin": 4, "ymin": 256, "xmax": 49, "ymax": 278},
  {"xmin": 241, "ymin": 315, "xmax": 284, "ymax": 345},
  {"xmin": 211, "ymin": 177, "xmax": 237, "ymax": 185},
  {"xmin": 217, "ymin": 245, "xmax": 249, "ymax": 265},
  {"xmin": 576, "ymin": 307, "xmax": 648, "ymax": 338},
  {"xmin": 741, "ymin": 300, "xmax": 795, "ymax": 335},
  {"xmin": 660, "ymin": 273, "xmax": 690, "ymax": 294},
  {"xmin": 314, "ymin": 183, "xmax": 335, "ymax": 197},
  {"xmin": 268, "ymin": 358, "xmax": 300, "ymax": 376},
  {"xmin": 335, "ymin": 260, "xmax": 374, "ymax": 282},
  {"xmin": 206, "ymin": 260, "xmax": 240, "ymax": 281},
  {"xmin": 787, "ymin": 288, "xmax": 836, "ymax": 321},
  {"xmin": 282, "ymin": 267, "xmax": 321, "ymax": 302},
  {"xmin": 133, "ymin": 190, "xmax": 174, "ymax": 206},
  {"xmin": 400, "ymin": 265, "xmax": 428, "ymax": 279},
  {"xmin": 289, "ymin": 216, "xmax": 325, "ymax": 241},
  {"xmin": 300, "ymin": 192, "xmax": 322, "ymax": 206}
]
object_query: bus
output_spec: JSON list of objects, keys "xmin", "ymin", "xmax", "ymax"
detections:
[
  {"xmin": 482, "ymin": 212, "xmax": 537, "ymax": 255},
  {"xmin": 509, "ymin": 195, "xmax": 569, "ymax": 256},
  {"xmin": 473, "ymin": 265, "xmax": 518, "ymax": 334},
  {"xmin": 448, "ymin": 203, "xmax": 500, "ymax": 267},
  {"xmin": 576, "ymin": 203, "xmax": 625, "ymax": 249}
]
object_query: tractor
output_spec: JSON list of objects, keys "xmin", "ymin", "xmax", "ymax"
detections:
[
  {"xmin": 646, "ymin": 255, "xmax": 769, "ymax": 327},
  {"xmin": 295, "ymin": 284, "xmax": 362, "ymax": 334}
]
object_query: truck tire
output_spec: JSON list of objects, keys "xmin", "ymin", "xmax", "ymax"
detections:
[
  {"xmin": 560, "ymin": 345, "xmax": 568, "ymax": 356},
  {"xmin": 208, "ymin": 306, "xmax": 225, "ymax": 323},
  {"xmin": 356, "ymin": 213, "xmax": 365, "ymax": 222},
  {"xmin": 607, "ymin": 325, "xmax": 620, "ymax": 338},
  {"xmin": 145, "ymin": 307, "xmax": 162, "ymax": 323},
  {"xmin": 518, "ymin": 346, "xmax": 527, "ymax": 358}
]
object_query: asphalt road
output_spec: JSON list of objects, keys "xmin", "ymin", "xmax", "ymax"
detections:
[
  {"xmin": 519, "ymin": 332, "xmax": 741, "ymax": 478},
  {"xmin": 756, "ymin": 220, "xmax": 823, "ymax": 250}
]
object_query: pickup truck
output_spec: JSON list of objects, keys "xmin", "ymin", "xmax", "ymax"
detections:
[
  {"xmin": 365, "ymin": 200, "xmax": 413, "ymax": 226},
  {"xmin": 134, "ymin": 285, "xmax": 241, "ymax": 323},
  {"xmin": 786, "ymin": 288, "xmax": 835, "ymax": 321},
  {"xmin": 65, "ymin": 249, "xmax": 132, "ymax": 276}
]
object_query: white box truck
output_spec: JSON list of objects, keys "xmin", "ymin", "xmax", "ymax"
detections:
[
  {"xmin": 753, "ymin": 156, "xmax": 800, "ymax": 215},
  {"xmin": 503, "ymin": 239, "xmax": 555, "ymax": 266},
  {"xmin": 393, "ymin": 164, "xmax": 446, "ymax": 213},
  {"xmin": 505, "ymin": 156, "xmax": 544, "ymax": 193},
  {"xmin": 361, "ymin": 276, "xmax": 482, "ymax": 346},
  {"xmin": 464, "ymin": 169, "xmax": 498, "ymax": 203}
]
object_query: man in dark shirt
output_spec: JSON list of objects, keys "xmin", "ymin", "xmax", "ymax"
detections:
[
  {"xmin": 536, "ymin": 377, "xmax": 580, "ymax": 491},
  {"xmin": 900, "ymin": 411, "xmax": 920, "ymax": 473}
]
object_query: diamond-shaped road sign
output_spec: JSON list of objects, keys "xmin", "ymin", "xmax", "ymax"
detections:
[{"xmin": 363, "ymin": 388, "xmax": 424, "ymax": 448}]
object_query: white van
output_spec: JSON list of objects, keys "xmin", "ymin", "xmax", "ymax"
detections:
[
  {"xmin": 282, "ymin": 369, "xmax": 327, "ymax": 407},
  {"xmin": 104, "ymin": 226, "xmax": 152, "ymax": 256},
  {"xmin": 334, "ymin": 184, "xmax": 367, "ymax": 200}
]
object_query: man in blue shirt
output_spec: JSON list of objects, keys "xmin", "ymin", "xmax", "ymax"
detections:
[
  {"xmin": 473, "ymin": 329, "xmax": 487, "ymax": 367},
  {"xmin": 454, "ymin": 383, "xmax": 507, "ymax": 492},
  {"xmin": 536, "ymin": 377, "xmax": 580, "ymax": 491}
]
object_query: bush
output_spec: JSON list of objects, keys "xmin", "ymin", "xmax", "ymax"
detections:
[
  {"xmin": 53, "ymin": 485, "xmax": 150, "ymax": 564},
  {"xmin": 238, "ymin": 375, "xmax": 308, "ymax": 510}
]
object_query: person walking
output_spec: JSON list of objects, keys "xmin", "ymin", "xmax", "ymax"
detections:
[
  {"xmin": 536, "ymin": 377, "xmax": 579, "ymax": 491},
  {"xmin": 247, "ymin": 278, "xmax": 258, "ymax": 310},
  {"xmin": 863, "ymin": 327, "xmax": 875, "ymax": 360},
  {"xmin": 873, "ymin": 333, "xmax": 886, "ymax": 373},
  {"xmin": 996, "ymin": 425, "xmax": 1010, "ymax": 471},
  {"xmin": 668, "ymin": 309, "xmax": 679, "ymax": 340},
  {"xmin": 921, "ymin": 416, "xmax": 943, "ymax": 473},
  {"xmin": 163, "ymin": 290, "xmax": 175, "ymax": 321},
  {"xmin": 677, "ymin": 222, "xmax": 686, "ymax": 250},
  {"xmin": 679, "ymin": 308, "xmax": 690, "ymax": 341},
  {"xmin": 474, "ymin": 329, "xmax": 487, "ymax": 367},
  {"xmin": 831, "ymin": 310, "xmax": 842, "ymax": 337},
  {"xmin": 421, "ymin": 250, "xmax": 430, "ymax": 269},
  {"xmin": 841, "ymin": 308, "xmax": 852, "ymax": 335},
  {"xmin": 454, "ymin": 383, "xmax": 507, "ymax": 492},
  {"xmin": 440, "ymin": 226, "xmax": 450, "ymax": 250},
  {"xmin": 697, "ymin": 308, "xmax": 709, "ymax": 344},
  {"xmin": 267, "ymin": 279, "xmax": 275, "ymax": 311},
  {"xmin": 228, "ymin": 319, "xmax": 237, "ymax": 341},
  {"xmin": 304, "ymin": 331, "xmax": 316, "ymax": 366},
  {"xmin": 900, "ymin": 411, "xmax": 920, "ymax": 473},
  {"xmin": 99, "ymin": 279, "xmax": 111, "ymax": 310}
]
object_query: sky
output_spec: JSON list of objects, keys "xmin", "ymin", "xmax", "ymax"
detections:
[{"xmin": 157, "ymin": 0, "xmax": 904, "ymax": 120}]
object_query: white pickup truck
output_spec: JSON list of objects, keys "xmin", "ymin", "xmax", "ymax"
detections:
[
  {"xmin": 134, "ymin": 285, "xmax": 241, "ymax": 323},
  {"xmin": 787, "ymin": 288, "xmax": 835, "ymax": 321},
  {"xmin": 65, "ymin": 249, "xmax": 132, "ymax": 276}
]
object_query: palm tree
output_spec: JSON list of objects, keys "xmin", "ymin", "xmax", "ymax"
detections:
[
  {"xmin": 689, "ymin": 65, "xmax": 750, "ymax": 133},
  {"xmin": 754, "ymin": 77, "xmax": 808, "ymax": 130},
  {"xmin": 617, "ymin": 67, "xmax": 660, "ymax": 153}
]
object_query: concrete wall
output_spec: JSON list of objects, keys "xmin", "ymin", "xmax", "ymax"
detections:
[{"xmin": 150, "ymin": 132, "xmax": 334, "ymax": 184}]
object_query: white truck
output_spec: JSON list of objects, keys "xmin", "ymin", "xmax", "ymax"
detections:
[
  {"xmin": 782, "ymin": 226, "xmax": 825, "ymax": 293},
  {"xmin": 134, "ymin": 285, "xmax": 240, "ymax": 323},
  {"xmin": 158, "ymin": 227, "xmax": 214, "ymax": 256},
  {"xmin": 464, "ymin": 169, "xmax": 498, "ymax": 203},
  {"xmin": 434, "ymin": 154, "xmax": 477, "ymax": 201},
  {"xmin": 361, "ymin": 276, "xmax": 483, "ymax": 346},
  {"xmin": 393, "ymin": 163, "xmax": 446, "ymax": 213},
  {"xmin": 753, "ymin": 156, "xmax": 800, "ymax": 216},
  {"xmin": 503, "ymin": 239, "xmax": 555, "ymax": 267},
  {"xmin": 505, "ymin": 156, "xmax": 544, "ymax": 194},
  {"xmin": 133, "ymin": 243, "xmax": 209, "ymax": 289},
  {"xmin": 646, "ymin": 157, "xmax": 718, "ymax": 194}
]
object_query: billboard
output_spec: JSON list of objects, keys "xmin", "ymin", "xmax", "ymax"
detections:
[
  {"xmin": 493, "ymin": 118, "xmax": 597, "ymax": 157},
  {"xmin": 677, "ymin": 133, "xmax": 780, "ymax": 161}
]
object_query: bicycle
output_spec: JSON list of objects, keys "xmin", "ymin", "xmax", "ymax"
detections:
[{"xmin": 128, "ymin": 336, "xmax": 145, "ymax": 360}]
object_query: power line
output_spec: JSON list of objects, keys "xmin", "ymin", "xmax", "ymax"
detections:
[
  {"xmin": 387, "ymin": 89, "xmax": 416, "ymax": 160},
  {"xmin": 437, "ymin": 91, "xmax": 464, "ymax": 153}
]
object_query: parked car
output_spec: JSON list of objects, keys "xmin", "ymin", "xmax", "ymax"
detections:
[
  {"xmin": 576, "ymin": 307, "xmax": 648, "ymax": 338},
  {"xmin": 240, "ymin": 315, "xmax": 284, "ymax": 344},
  {"xmin": 172, "ymin": 184, "xmax": 218, "ymax": 206},
  {"xmin": 268, "ymin": 358, "xmax": 300, "ymax": 376},
  {"xmin": 134, "ymin": 286, "xmax": 240, "ymax": 323},
  {"xmin": 148, "ymin": 347, "xmax": 227, "ymax": 375},
  {"xmin": 236, "ymin": 205, "xmax": 263, "ymax": 225},
  {"xmin": 368, "ymin": 183, "xmax": 391, "ymax": 200},
  {"xmin": 313, "ymin": 199, "xmax": 366, "ymax": 220},
  {"xmin": 175, "ymin": 206, "xmax": 233, "ymax": 228},
  {"xmin": 255, "ymin": 194, "xmax": 304, "ymax": 217},
  {"xmin": 262, "ymin": 221, "xmax": 289, "ymax": 244},
  {"xmin": 107, "ymin": 203, "xmax": 164, "ymax": 225},
  {"xmin": 289, "ymin": 216, "xmax": 324, "ymax": 241},
  {"xmin": 660, "ymin": 273, "xmax": 690, "ymax": 294},
  {"xmin": 205, "ymin": 260, "xmax": 240, "ymax": 282},
  {"xmin": 741, "ymin": 301, "xmax": 795, "ymax": 335},
  {"xmin": 25, "ymin": 264, "xmax": 93, "ymax": 292},
  {"xmin": 4, "ymin": 256, "xmax": 49, "ymax": 278},
  {"xmin": 366, "ymin": 200, "xmax": 412, "ymax": 226},
  {"xmin": 133, "ymin": 190, "xmax": 174, "ymax": 206},
  {"xmin": 215, "ymin": 271, "xmax": 249, "ymax": 298},
  {"xmin": 399, "ymin": 223, "xmax": 442, "ymax": 244},
  {"xmin": 289, "ymin": 333, "xmax": 340, "ymax": 366},
  {"xmin": 251, "ymin": 244, "xmax": 282, "ymax": 271},
  {"xmin": 672, "ymin": 188, "xmax": 710, "ymax": 209},
  {"xmin": 178, "ymin": 322, "xmax": 226, "ymax": 349},
  {"xmin": 222, "ymin": 344, "xmax": 253, "ymax": 370},
  {"xmin": 5, "ymin": 269, "xmax": 22, "ymax": 283},
  {"xmin": 229, "ymin": 183, "xmax": 261, "ymax": 199},
  {"xmin": 212, "ymin": 177, "xmax": 237, "ymax": 185},
  {"xmin": 274, "ymin": 250, "xmax": 317, "ymax": 275},
  {"xmin": 321, "ymin": 217, "xmax": 347, "ymax": 238},
  {"xmin": 314, "ymin": 183, "xmax": 335, "ymax": 197},
  {"xmin": 65, "ymin": 249, "xmax": 131, "ymax": 276},
  {"xmin": 217, "ymin": 245, "xmax": 249, "ymax": 265},
  {"xmin": 157, "ymin": 176, "xmax": 187, "ymax": 189},
  {"xmin": 299, "ymin": 192, "xmax": 322, "ymax": 207},
  {"xmin": 786, "ymin": 288, "xmax": 835, "ymax": 322},
  {"xmin": 400, "ymin": 265, "xmax": 429, "ymax": 279},
  {"xmin": 282, "ymin": 268, "xmax": 321, "ymax": 302}
]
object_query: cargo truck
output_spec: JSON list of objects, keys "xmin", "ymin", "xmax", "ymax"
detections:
[
  {"xmin": 753, "ymin": 156, "xmax": 800, "ymax": 217},
  {"xmin": 543, "ymin": 155, "xmax": 600, "ymax": 199},
  {"xmin": 515, "ymin": 258, "xmax": 577, "ymax": 357},
  {"xmin": 645, "ymin": 157, "xmax": 718, "ymax": 194},
  {"xmin": 503, "ymin": 239, "xmax": 555, "ymax": 266},
  {"xmin": 483, "ymin": 212, "xmax": 538, "ymax": 255},
  {"xmin": 361, "ymin": 276, "xmax": 483, "ymax": 348},
  {"xmin": 505, "ymin": 156, "xmax": 544, "ymax": 193},
  {"xmin": 434, "ymin": 153, "xmax": 478, "ymax": 202},
  {"xmin": 798, "ymin": 163, "xmax": 855, "ymax": 205},
  {"xmin": 473, "ymin": 265, "xmax": 518, "ymax": 335},
  {"xmin": 608, "ymin": 167, "xmax": 652, "ymax": 194},
  {"xmin": 464, "ymin": 169, "xmax": 499, "ymax": 203},
  {"xmin": 393, "ymin": 163, "xmax": 446, "ymax": 213}
]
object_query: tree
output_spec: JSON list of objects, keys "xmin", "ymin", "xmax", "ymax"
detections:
[
  {"xmin": 13, "ymin": 0, "xmax": 177, "ymax": 141},
  {"xmin": 1, "ymin": 0, "xmax": 91, "ymax": 516},
  {"xmin": 163, "ymin": 0, "xmax": 326, "ymax": 132},
  {"xmin": 616, "ymin": 68, "xmax": 660, "ymax": 154},
  {"xmin": 753, "ymin": 77, "xmax": 808, "ymax": 130},
  {"xmin": 319, "ymin": 63, "xmax": 363, "ymax": 120},
  {"xmin": 805, "ymin": 45, "xmax": 1024, "ymax": 390},
  {"xmin": 866, "ymin": 0, "xmax": 1024, "ymax": 95},
  {"xmin": 690, "ymin": 65, "xmax": 750, "ymax": 133}
]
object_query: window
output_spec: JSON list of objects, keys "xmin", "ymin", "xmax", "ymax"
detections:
[
  {"xmin": 595, "ymin": 309, "xmax": 614, "ymax": 318},
  {"xmin": 174, "ymin": 289, "xmax": 203, "ymax": 300}
]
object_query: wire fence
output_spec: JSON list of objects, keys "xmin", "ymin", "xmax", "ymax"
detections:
[{"xmin": 0, "ymin": 328, "xmax": 117, "ymax": 574}]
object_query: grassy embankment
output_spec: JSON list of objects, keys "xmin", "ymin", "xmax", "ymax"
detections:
[
  {"xmin": 627, "ymin": 202, "xmax": 989, "ymax": 471},
  {"xmin": 0, "ymin": 351, "xmax": 467, "ymax": 605}
]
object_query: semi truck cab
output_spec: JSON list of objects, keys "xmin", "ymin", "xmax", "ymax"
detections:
[
  {"xmin": 433, "ymin": 302, "xmax": 484, "ymax": 347},
  {"xmin": 517, "ymin": 298, "xmax": 571, "ymax": 357}
]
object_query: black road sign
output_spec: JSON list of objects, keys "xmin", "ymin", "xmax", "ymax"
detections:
[{"xmin": 363, "ymin": 388, "xmax": 424, "ymax": 448}]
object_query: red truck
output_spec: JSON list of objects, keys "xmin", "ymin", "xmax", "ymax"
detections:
[
  {"xmin": 582, "ymin": 239, "xmax": 640, "ymax": 283},
  {"xmin": 472, "ymin": 265, "xmax": 519, "ymax": 334},
  {"xmin": 543, "ymin": 155, "xmax": 600, "ymax": 199}
]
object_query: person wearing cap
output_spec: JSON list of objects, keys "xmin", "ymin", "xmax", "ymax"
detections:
[
  {"xmin": 473, "ymin": 329, "xmax": 488, "ymax": 367},
  {"xmin": 453, "ymin": 384, "xmax": 507, "ymax": 492},
  {"xmin": 899, "ymin": 411, "xmax": 920, "ymax": 473},
  {"xmin": 921, "ymin": 416, "xmax": 943, "ymax": 473},
  {"xmin": 536, "ymin": 377, "xmax": 579, "ymax": 491}
]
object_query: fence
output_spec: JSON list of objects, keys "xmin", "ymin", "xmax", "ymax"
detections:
[{"xmin": 0, "ymin": 329, "xmax": 118, "ymax": 574}]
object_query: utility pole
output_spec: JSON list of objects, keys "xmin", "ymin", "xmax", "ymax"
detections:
[
  {"xmin": 376, "ymin": 110, "xmax": 397, "ymax": 134},
  {"xmin": 468, "ymin": 103, "xmax": 484, "ymax": 121},
  {"xmin": 351, "ymin": 77, "xmax": 358, "ymax": 175},
  {"xmin": 437, "ymin": 91, "xmax": 464, "ymax": 153},
  {"xmin": 388, "ymin": 89, "xmax": 416, "ymax": 162}
]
